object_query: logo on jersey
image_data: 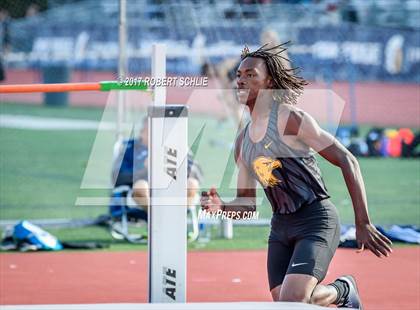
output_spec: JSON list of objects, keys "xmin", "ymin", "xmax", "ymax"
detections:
[
  {"xmin": 252, "ymin": 156, "xmax": 282, "ymax": 187},
  {"xmin": 264, "ymin": 141, "xmax": 273, "ymax": 149}
]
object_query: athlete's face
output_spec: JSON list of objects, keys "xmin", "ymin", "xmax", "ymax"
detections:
[{"xmin": 236, "ymin": 57, "xmax": 272, "ymax": 106}]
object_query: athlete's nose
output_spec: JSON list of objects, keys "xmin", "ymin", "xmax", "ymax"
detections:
[{"xmin": 236, "ymin": 75, "xmax": 246, "ymax": 88}]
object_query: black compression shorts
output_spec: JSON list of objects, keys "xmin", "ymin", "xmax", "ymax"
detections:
[{"xmin": 267, "ymin": 199, "xmax": 340, "ymax": 290}]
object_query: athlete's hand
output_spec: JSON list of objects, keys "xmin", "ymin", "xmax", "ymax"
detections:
[
  {"xmin": 356, "ymin": 223, "xmax": 393, "ymax": 258},
  {"xmin": 200, "ymin": 187, "xmax": 223, "ymax": 214}
]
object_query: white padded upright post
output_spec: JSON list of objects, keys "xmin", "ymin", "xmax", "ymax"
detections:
[{"xmin": 148, "ymin": 44, "xmax": 187, "ymax": 303}]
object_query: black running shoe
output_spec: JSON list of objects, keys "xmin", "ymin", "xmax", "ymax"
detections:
[{"xmin": 337, "ymin": 275, "xmax": 363, "ymax": 309}]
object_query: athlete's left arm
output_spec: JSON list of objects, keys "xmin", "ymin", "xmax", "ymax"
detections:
[{"xmin": 290, "ymin": 110, "xmax": 393, "ymax": 258}]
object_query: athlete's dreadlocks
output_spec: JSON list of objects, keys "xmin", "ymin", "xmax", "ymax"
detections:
[{"xmin": 241, "ymin": 42, "xmax": 307, "ymax": 105}]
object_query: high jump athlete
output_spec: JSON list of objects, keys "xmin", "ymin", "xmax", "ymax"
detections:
[{"xmin": 200, "ymin": 44, "xmax": 392, "ymax": 309}]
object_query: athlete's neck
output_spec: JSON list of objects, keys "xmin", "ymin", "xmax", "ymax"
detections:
[
  {"xmin": 249, "ymin": 97, "xmax": 274, "ymax": 121},
  {"xmin": 247, "ymin": 89, "xmax": 274, "ymax": 120}
]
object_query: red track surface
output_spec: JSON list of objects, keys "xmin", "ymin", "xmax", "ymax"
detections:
[{"xmin": 0, "ymin": 248, "xmax": 419, "ymax": 309}]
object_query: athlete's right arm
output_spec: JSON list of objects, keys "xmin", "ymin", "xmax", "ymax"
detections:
[
  {"xmin": 200, "ymin": 160, "xmax": 256, "ymax": 217},
  {"xmin": 200, "ymin": 130, "xmax": 257, "ymax": 217},
  {"xmin": 225, "ymin": 157, "xmax": 257, "ymax": 211}
]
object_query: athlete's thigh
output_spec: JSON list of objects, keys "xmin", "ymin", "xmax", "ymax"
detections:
[
  {"xmin": 267, "ymin": 240, "xmax": 293, "ymax": 295},
  {"xmin": 287, "ymin": 200, "xmax": 340, "ymax": 281},
  {"xmin": 286, "ymin": 236, "xmax": 337, "ymax": 283}
]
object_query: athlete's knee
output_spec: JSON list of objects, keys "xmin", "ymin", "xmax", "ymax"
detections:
[
  {"xmin": 270, "ymin": 286, "xmax": 281, "ymax": 301},
  {"xmin": 279, "ymin": 290, "xmax": 311, "ymax": 303}
]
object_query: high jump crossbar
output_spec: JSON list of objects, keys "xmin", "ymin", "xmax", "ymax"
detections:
[{"xmin": 0, "ymin": 81, "xmax": 148, "ymax": 94}]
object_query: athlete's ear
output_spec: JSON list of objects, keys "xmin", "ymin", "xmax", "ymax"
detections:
[{"xmin": 267, "ymin": 77, "xmax": 274, "ymax": 88}]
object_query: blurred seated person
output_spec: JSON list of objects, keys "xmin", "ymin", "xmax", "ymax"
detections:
[{"xmin": 110, "ymin": 117, "xmax": 203, "ymax": 222}]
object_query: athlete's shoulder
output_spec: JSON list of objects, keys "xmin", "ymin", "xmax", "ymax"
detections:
[
  {"xmin": 277, "ymin": 104, "xmax": 305, "ymax": 136},
  {"xmin": 277, "ymin": 103, "xmax": 305, "ymax": 118}
]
